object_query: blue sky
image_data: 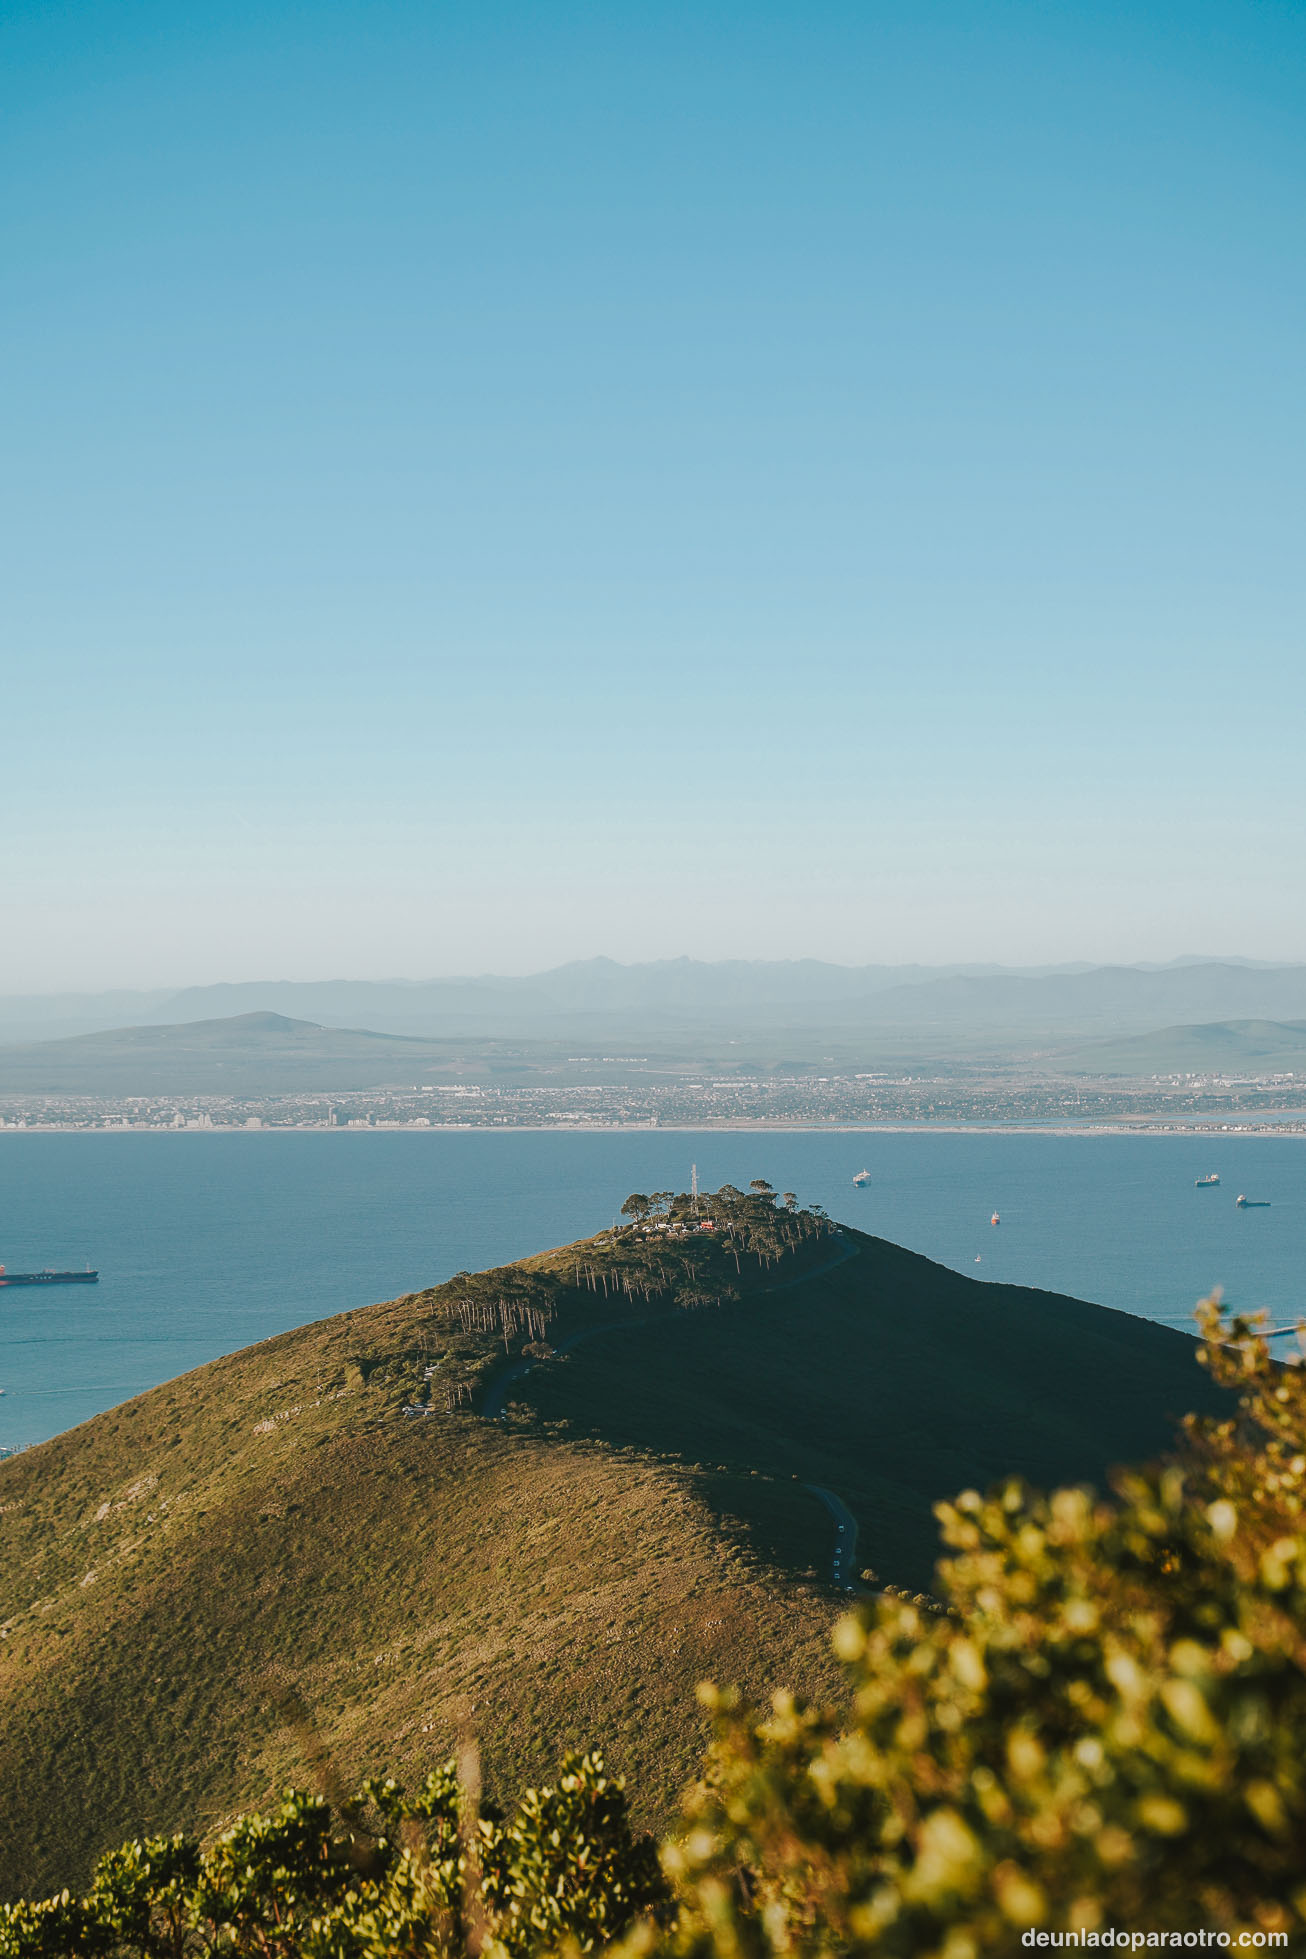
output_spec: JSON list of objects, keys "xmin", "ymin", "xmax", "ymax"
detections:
[{"xmin": 3, "ymin": 0, "xmax": 1303, "ymax": 986}]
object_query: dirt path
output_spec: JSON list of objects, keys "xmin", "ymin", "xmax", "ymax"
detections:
[{"xmin": 480, "ymin": 1315, "xmax": 655, "ymax": 1420}]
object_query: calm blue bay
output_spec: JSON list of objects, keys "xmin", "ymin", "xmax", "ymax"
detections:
[{"xmin": 1, "ymin": 1130, "xmax": 1303, "ymax": 1450}]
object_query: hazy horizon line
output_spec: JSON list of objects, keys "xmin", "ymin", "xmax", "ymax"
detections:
[{"xmin": 4, "ymin": 951, "xmax": 1305, "ymax": 1003}]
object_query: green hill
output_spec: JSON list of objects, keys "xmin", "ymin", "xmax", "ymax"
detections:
[
  {"xmin": 0, "ymin": 1011, "xmax": 468, "ymax": 1095},
  {"xmin": 1056, "ymin": 1016, "xmax": 1306, "ymax": 1078},
  {"xmin": 0, "ymin": 1195, "xmax": 1227, "ymax": 1899}
]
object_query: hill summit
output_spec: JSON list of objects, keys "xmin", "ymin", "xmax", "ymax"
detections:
[
  {"xmin": 0, "ymin": 1011, "xmax": 447, "ymax": 1095},
  {"xmin": 52, "ymin": 1010, "xmax": 329, "ymax": 1044},
  {"xmin": 0, "ymin": 1186, "xmax": 1228, "ymax": 1896}
]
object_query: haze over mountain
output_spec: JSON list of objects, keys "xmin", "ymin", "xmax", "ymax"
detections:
[
  {"xmin": 3, "ymin": 957, "xmax": 1306, "ymax": 1056},
  {"xmin": 1056, "ymin": 1019, "xmax": 1306, "ymax": 1079},
  {"xmin": 0, "ymin": 961, "xmax": 1080, "ymax": 1044}
]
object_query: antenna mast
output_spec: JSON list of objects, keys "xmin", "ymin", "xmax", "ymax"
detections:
[{"xmin": 691, "ymin": 1162, "xmax": 698, "ymax": 1213}]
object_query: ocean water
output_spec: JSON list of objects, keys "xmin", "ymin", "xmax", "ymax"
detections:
[{"xmin": 1, "ymin": 1129, "xmax": 1302, "ymax": 1450}]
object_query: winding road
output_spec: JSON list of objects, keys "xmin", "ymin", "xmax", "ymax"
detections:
[{"xmin": 803, "ymin": 1482, "xmax": 860, "ymax": 1589}]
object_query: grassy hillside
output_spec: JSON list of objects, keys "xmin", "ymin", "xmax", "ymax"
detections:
[
  {"xmin": 0, "ymin": 1195, "xmax": 1227, "ymax": 1900},
  {"xmin": 1056, "ymin": 1016, "xmax": 1306, "ymax": 1077}
]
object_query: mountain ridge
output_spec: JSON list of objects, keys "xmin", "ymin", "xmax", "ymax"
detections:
[{"xmin": 4, "ymin": 957, "xmax": 1306, "ymax": 1047}]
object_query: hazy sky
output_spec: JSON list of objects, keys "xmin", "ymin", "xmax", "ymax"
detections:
[{"xmin": 4, "ymin": 0, "xmax": 1304, "ymax": 987}]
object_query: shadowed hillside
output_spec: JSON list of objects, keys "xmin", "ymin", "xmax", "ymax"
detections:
[
  {"xmin": 0, "ymin": 1192, "xmax": 1228, "ymax": 1898},
  {"xmin": 512, "ymin": 1231, "xmax": 1230, "ymax": 1590}
]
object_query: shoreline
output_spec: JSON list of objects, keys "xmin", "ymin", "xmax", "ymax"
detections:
[{"xmin": 2, "ymin": 1121, "xmax": 1305, "ymax": 1139}]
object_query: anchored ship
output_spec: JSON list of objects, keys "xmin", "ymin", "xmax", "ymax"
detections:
[
  {"xmin": 0, "ymin": 1265, "xmax": 98, "ymax": 1287},
  {"xmin": 1235, "ymin": 1195, "xmax": 1271, "ymax": 1209},
  {"xmin": 852, "ymin": 1168, "xmax": 872, "ymax": 1187},
  {"xmin": 1195, "ymin": 1173, "xmax": 1220, "ymax": 1188}
]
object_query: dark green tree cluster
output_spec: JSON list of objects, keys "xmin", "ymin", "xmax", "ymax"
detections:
[
  {"xmin": 702, "ymin": 1181, "xmax": 828, "ymax": 1271},
  {"xmin": 618, "ymin": 1182, "xmax": 831, "ymax": 1276},
  {"xmin": 0, "ymin": 1753, "xmax": 663, "ymax": 1959},
  {"xmin": 438, "ymin": 1273, "xmax": 562, "ymax": 1350},
  {"xmin": 604, "ymin": 1182, "xmax": 830, "ymax": 1311}
]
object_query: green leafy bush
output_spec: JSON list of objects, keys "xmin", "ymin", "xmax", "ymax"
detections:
[
  {"xmin": 0, "ymin": 1753, "xmax": 663, "ymax": 1959},
  {"xmin": 637, "ymin": 1300, "xmax": 1306, "ymax": 1954}
]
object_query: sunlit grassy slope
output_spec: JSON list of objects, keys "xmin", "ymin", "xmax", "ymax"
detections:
[{"xmin": 0, "ymin": 1216, "xmax": 1226, "ymax": 1898}]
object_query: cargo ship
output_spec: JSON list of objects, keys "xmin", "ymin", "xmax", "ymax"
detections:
[
  {"xmin": 0, "ymin": 1265, "xmax": 98, "ymax": 1287},
  {"xmin": 1235, "ymin": 1195, "xmax": 1271, "ymax": 1209},
  {"xmin": 852, "ymin": 1168, "xmax": 872, "ymax": 1187},
  {"xmin": 1195, "ymin": 1173, "xmax": 1220, "ymax": 1188}
]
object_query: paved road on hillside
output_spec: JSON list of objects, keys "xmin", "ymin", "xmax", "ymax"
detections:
[{"xmin": 803, "ymin": 1483, "xmax": 860, "ymax": 1588}]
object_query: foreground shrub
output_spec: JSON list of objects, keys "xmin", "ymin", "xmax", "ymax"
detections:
[
  {"xmin": 0, "ymin": 1751, "xmax": 664, "ymax": 1958},
  {"xmin": 639, "ymin": 1301, "xmax": 1306, "ymax": 1954}
]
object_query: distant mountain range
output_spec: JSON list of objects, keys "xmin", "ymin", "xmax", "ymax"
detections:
[
  {"xmin": 6, "ymin": 1000, "xmax": 1302, "ymax": 1099},
  {"xmin": 0, "ymin": 960, "xmax": 1075, "ymax": 1043},
  {"xmin": 3, "ymin": 956, "xmax": 1306, "ymax": 1053}
]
